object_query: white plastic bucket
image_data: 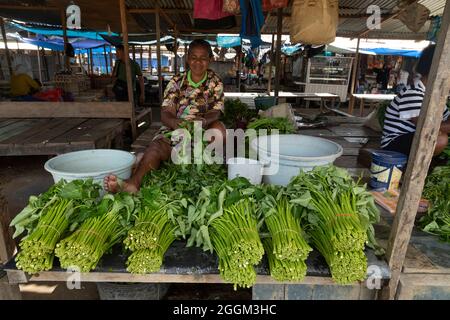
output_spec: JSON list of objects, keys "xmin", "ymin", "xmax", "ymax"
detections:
[
  {"xmin": 250, "ymin": 134, "xmax": 343, "ymax": 186},
  {"xmin": 227, "ymin": 157, "xmax": 263, "ymax": 185},
  {"xmin": 44, "ymin": 149, "xmax": 136, "ymax": 187}
]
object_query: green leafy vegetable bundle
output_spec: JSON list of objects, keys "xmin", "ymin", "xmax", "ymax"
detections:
[
  {"xmin": 11, "ymin": 179, "xmax": 101, "ymax": 274},
  {"xmin": 247, "ymin": 117, "xmax": 296, "ymax": 134},
  {"xmin": 55, "ymin": 192, "xmax": 135, "ymax": 272},
  {"xmin": 420, "ymin": 166, "xmax": 450, "ymax": 242}
]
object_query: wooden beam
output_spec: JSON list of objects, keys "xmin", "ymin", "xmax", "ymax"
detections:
[
  {"xmin": 156, "ymin": 11, "xmax": 163, "ymax": 103},
  {"xmin": 380, "ymin": 0, "xmax": 450, "ymax": 300},
  {"xmin": 148, "ymin": 45, "xmax": 152, "ymax": 74},
  {"xmin": 109, "ymin": 45, "xmax": 114, "ymax": 75},
  {"xmin": 119, "ymin": 0, "xmax": 137, "ymax": 140},
  {"xmin": 348, "ymin": 38, "xmax": 361, "ymax": 115},
  {"xmin": 0, "ymin": 102, "xmax": 133, "ymax": 118},
  {"xmin": 0, "ymin": 18, "xmax": 13, "ymax": 77},
  {"xmin": 237, "ymin": 39, "xmax": 242, "ymax": 92},
  {"xmin": 89, "ymin": 48, "xmax": 94, "ymax": 74},
  {"xmin": 37, "ymin": 46, "xmax": 43, "ymax": 83},
  {"xmin": 274, "ymin": 8, "xmax": 283, "ymax": 99},
  {"xmin": 140, "ymin": 45, "xmax": 143, "ymax": 70},
  {"xmin": 60, "ymin": 9, "xmax": 70, "ymax": 70},
  {"xmin": 0, "ymin": 4, "xmax": 59, "ymax": 11}
]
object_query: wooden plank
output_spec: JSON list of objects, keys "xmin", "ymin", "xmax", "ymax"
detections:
[
  {"xmin": 0, "ymin": 120, "xmax": 45, "ymax": 142},
  {"xmin": 253, "ymin": 284, "xmax": 285, "ymax": 300},
  {"xmin": 0, "ymin": 274, "xmax": 22, "ymax": 300},
  {"xmin": 50, "ymin": 119, "xmax": 124, "ymax": 144},
  {"xmin": 0, "ymin": 118, "xmax": 55, "ymax": 144},
  {"xmin": 348, "ymin": 38, "xmax": 361, "ymax": 114},
  {"xmin": 382, "ymin": 1, "xmax": 450, "ymax": 300},
  {"xmin": 0, "ymin": 141, "xmax": 94, "ymax": 156},
  {"xmin": 397, "ymin": 274, "xmax": 450, "ymax": 300},
  {"xmin": 0, "ymin": 119, "xmax": 20, "ymax": 129},
  {"xmin": 0, "ymin": 102, "xmax": 132, "ymax": 118},
  {"xmin": 403, "ymin": 243, "xmax": 448, "ymax": 274},
  {"xmin": 328, "ymin": 125, "xmax": 380, "ymax": 138},
  {"xmin": 0, "ymin": 193, "xmax": 15, "ymax": 264}
]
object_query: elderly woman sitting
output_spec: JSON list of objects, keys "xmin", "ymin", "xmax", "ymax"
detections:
[{"xmin": 104, "ymin": 39, "xmax": 226, "ymax": 193}]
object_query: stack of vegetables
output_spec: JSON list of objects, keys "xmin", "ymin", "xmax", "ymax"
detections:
[
  {"xmin": 10, "ymin": 180, "xmax": 101, "ymax": 274},
  {"xmin": 287, "ymin": 166, "xmax": 382, "ymax": 284},
  {"xmin": 55, "ymin": 192, "xmax": 135, "ymax": 272},
  {"xmin": 210, "ymin": 199, "xmax": 264, "ymax": 290},
  {"xmin": 259, "ymin": 186, "xmax": 312, "ymax": 281},
  {"xmin": 124, "ymin": 187, "xmax": 181, "ymax": 273},
  {"xmin": 247, "ymin": 117, "xmax": 296, "ymax": 135}
]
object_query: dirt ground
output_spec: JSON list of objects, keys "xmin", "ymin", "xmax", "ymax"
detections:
[{"xmin": 0, "ymin": 155, "xmax": 251, "ymax": 300}]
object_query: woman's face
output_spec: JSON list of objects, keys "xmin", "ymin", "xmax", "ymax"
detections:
[{"xmin": 187, "ymin": 46, "xmax": 211, "ymax": 76}]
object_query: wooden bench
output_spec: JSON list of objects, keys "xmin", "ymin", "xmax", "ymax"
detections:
[{"xmin": 0, "ymin": 102, "xmax": 132, "ymax": 156}]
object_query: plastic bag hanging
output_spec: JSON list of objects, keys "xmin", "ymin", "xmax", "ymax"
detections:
[{"xmin": 239, "ymin": 0, "xmax": 265, "ymax": 48}]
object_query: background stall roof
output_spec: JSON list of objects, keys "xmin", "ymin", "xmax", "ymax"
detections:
[{"xmin": 0, "ymin": 0, "xmax": 447, "ymax": 40}]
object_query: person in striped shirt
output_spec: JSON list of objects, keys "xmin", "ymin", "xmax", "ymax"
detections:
[{"xmin": 381, "ymin": 45, "xmax": 450, "ymax": 157}]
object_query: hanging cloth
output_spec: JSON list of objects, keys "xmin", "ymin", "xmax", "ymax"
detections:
[{"xmin": 239, "ymin": 0, "xmax": 264, "ymax": 48}]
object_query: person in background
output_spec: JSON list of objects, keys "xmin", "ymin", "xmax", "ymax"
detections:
[
  {"xmin": 381, "ymin": 45, "xmax": 449, "ymax": 157},
  {"xmin": 112, "ymin": 44, "xmax": 145, "ymax": 105},
  {"xmin": 10, "ymin": 64, "xmax": 41, "ymax": 100},
  {"xmin": 104, "ymin": 39, "xmax": 226, "ymax": 193}
]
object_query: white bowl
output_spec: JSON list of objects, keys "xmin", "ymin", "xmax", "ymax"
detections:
[{"xmin": 44, "ymin": 149, "xmax": 136, "ymax": 187}]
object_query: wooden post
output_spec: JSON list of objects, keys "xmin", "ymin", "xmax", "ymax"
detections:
[
  {"xmin": 37, "ymin": 46, "xmax": 43, "ymax": 83},
  {"xmin": 140, "ymin": 45, "xmax": 143, "ymax": 70},
  {"xmin": 103, "ymin": 45, "xmax": 109, "ymax": 75},
  {"xmin": 274, "ymin": 8, "xmax": 283, "ymax": 100},
  {"xmin": 42, "ymin": 48, "xmax": 50, "ymax": 81},
  {"xmin": 348, "ymin": 37, "xmax": 361, "ymax": 115},
  {"xmin": 174, "ymin": 29, "xmax": 178, "ymax": 74},
  {"xmin": 156, "ymin": 11, "xmax": 163, "ymax": 103},
  {"xmin": 109, "ymin": 45, "xmax": 114, "ymax": 75},
  {"xmin": 148, "ymin": 45, "xmax": 152, "ymax": 74},
  {"xmin": 0, "ymin": 18, "xmax": 13, "ymax": 77},
  {"xmin": 89, "ymin": 48, "xmax": 94, "ymax": 74},
  {"xmin": 380, "ymin": 0, "xmax": 450, "ymax": 300},
  {"xmin": 119, "ymin": 0, "xmax": 137, "ymax": 140},
  {"xmin": 61, "ymin": 9, "xmax": 70, "ymax": 71},
  {"xmin": 267, "ymin": 33, "xmax": 275, "ymax": 94},
  {"xmin": 237, "ymin": 39, "xmax": 242, "ymax": 92},
  {"xmin": 132, "ymin": 45, "xmax": 136, "ymax": 60}
]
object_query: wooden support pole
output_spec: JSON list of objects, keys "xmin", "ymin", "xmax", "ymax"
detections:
[
  {"xmin": 274, "ymin": 8, "xmax": 283, "ymax": 99},
  {"xmin": 156, "ymin": 11, "xmax": 163, "ymax": 104},
  {"xmin": 348, "ymin": 37, "xmax": 361, "ymax": 115},
  {"xmin": 0, "ymin": 18, "xmax": 13, "ymax": 77},
  {"xmin": 380, "ymin": 0, "xmax": 450, "ymax": 300},
  {"xmin": 37, "ymin": 46, "xmax": 42, "ymax": 83},
  {"xmin": 237, "ymin": 39, "xmax": 242, "ymax": 92},
  {"xmin": 109, "ymin": 45, "xmax": 114, "ymax": 75},
  {"xmin": 140, "ymin": 45, "xmax": 143, "ymax": 70},
  {"xmin": 89, "ymin": 48, "xmax": 94, "ymax": 74},
  {"xmin": 132, "ymin": 45, "xmax": 136, "ymax": 60},
  {"xmin": 148, "ymin": 45, "xmax": 152, "ymax": 74},
  {"xmin": 267, "ymin": 33, "xmax": 275, "ymax": 94},
  {"xmin": 119, "ymin": 0, "xmax": 137, "ymax": 140},
  {"xmin": 61, "ymin": 9, "xmax": 70, "ymax": 71},
  {"xmin": 174, "ymin": 29, "xmax": 179, "ymax": 74},
  {"xmin": 103, "ymin": 45, "xmax": 109, "ymax": 75}
]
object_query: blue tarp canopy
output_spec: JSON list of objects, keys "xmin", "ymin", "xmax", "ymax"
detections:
[
  {"xmin": 361, "ymin": 47, "xmax": 422, "ymax": 58},
  {"xmin": 9, "ymin": 33, "xmax": 109, "ymax": 51},
  {"xmin": 217, "ymin": 36, "xmax": 242, "ymax": 48},
  {"xmin": 9, "ymin": 21, "xmax": 117, "ymax": 41}
]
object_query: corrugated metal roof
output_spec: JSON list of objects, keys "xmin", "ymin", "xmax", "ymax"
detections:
[{"xmin": 0, "ymin": 0, "xmax": 447, "ymax": 39}]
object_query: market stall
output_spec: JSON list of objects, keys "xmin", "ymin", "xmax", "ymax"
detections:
[{"xmin": 1, "ymin": 0, "xmax": 450, "ymax": 301}]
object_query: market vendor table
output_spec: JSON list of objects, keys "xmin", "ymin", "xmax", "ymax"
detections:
[
  {"xmin": 351, "ymin": 94, "xmax": 396, "ymax": 117},
  {"xmin": 224, "ymin": 92, "xmax": 339, "ymax": 110},
  {"xmin": 2, "ymin": 241, "xmax": 390, "ymax": 300},
  {"xmin": 0, "ymin": 118, "xmax": 126, "ymax": 156}
]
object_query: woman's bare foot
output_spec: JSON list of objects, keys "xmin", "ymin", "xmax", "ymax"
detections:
[{"xmin": 103, "ymin": 174, "xmax": 139, "ymax": 194}]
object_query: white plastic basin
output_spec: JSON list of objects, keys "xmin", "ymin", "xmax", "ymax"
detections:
[
  {"xmin": 250, "ymin": 134, "xmax": 343, "ymax": 186},
  {"xmin": 44, "ymin": 149, "xmax": 136, "ymax": 187},
  {"xmin": 227, "ymin": 157, "xmax": 263, "ymax": 185}
]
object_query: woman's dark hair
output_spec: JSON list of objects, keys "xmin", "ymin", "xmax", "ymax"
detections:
[
  {"xmin": 115, "ymin": 44, "xmax": 124, "ymax": 51},
  {"xmin": 415, "ymin": 44, "xmax": 435, "ymax": 77},
  {"xmin": 188, "ymin": 39, "xmax": 213, "ymax": 58}
]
